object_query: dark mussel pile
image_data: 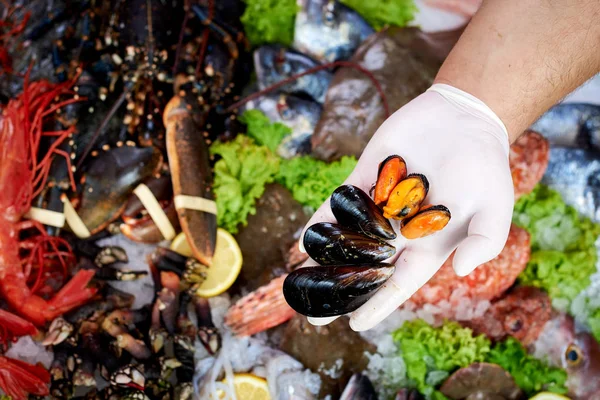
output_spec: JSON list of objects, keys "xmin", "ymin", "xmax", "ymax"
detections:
[{"xmin": 283, "ymin": 155, "xmax": 451, "ymax": 318}]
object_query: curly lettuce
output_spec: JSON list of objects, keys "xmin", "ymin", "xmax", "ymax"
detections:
[
  {"xmin": 512, "ymin": 184, "xmax": 600, "ymax": 304},
  {"xmin": 276, "ymin": 156, "xmax": 357, "ymax": 210},
  {"xmin": 239, "ymin": 109, "xmax": 291, "ymax": 153},
  {"xmin": 487, "ymin": 337, "xmax": 568, "ymax": 395},
  {"xmin": 340, "ymin": 0, "xmax": 417, "ymax": 30},
  {"xmin": 391, "ymin": 320, "xmax": 568, "ymax": 399},
  {"xmin": 210, "ymin": 135, "xmax": 280, "ymax": 234},
  {"xmin": 240, "ymin": 0, "xmax": 299, "ymax": 46},
  {"xmin": 392, "ymin": 320, "xmax": 490, "ymax": 398}
]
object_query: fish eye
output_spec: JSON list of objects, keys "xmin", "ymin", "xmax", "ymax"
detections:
[{"xmin": 565, "ymin": 344, "xmax": 583, "ymax": 366}]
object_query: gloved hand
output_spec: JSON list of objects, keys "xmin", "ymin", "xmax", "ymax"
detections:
[{"xmin": 299, "ymin": 83, "xmax": 515, "ymax": 331}]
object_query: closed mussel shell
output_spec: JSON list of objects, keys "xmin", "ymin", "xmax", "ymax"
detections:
[
  {"xmin": 331, "ymin": 185, "xmax": 396, "ymax": 240},
  {"xmin": 303, "ymin": 222, "xmax": 396, "ymax": 265},
  {"xmin": 282, "ymin": 264, "xmax": 396, "ymax": 318}
]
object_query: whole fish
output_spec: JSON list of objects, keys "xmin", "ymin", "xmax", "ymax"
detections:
[
  {"xmin": 242, "ymin": 93, "xmax": 322, "ymax": 158},
  {"xmin": 292, "ymin": 0, "xmax": 375, "ymax": 63},
  {"xmin": 541, "ymin": 147, "xmax": 600, "ymax": 223},
  {"xmin": 254, "ymin": 45, "xmax": 333, "ymax": 104},
  {"xmin": 532, "ymin": 312, "xmax": 600, "ymax": 399},
  {"xmin": 530, "ymin": 103, "xmax": 600, "ymax": 150},
  {"xmin": 311, "ymin": 26, "xmax": 464, "ymax": 161},
  {"xmin": 465, "ymin": 286, "xmax": 553, "ymax": 346},
  {"xmin": 458, "ymin": 284, "xmax": 600, "ymax": 400}
]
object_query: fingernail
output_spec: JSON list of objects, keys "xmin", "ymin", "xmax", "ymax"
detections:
[
  {"xmin": 298, "ymin": 239, "xmax": 306, "ymax": 253},
  {"xmin": 307, "ymin": 316, "xmax": 339, "ymax": 326},
  {"xmin": 349, "ymin": 317, "xmax": 369, "ymax": 332}
]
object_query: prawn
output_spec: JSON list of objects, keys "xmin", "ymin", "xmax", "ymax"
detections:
[{"xmin": 0, "ymin": 71, "xmax": 97, "ymax": 399}]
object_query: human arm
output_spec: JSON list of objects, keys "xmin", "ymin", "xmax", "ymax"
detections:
[
  {"xmin": 436, "ymin": 0, "xmax": 600, "ymax": 142},
  {"xmin": 295, "ymin": 0, "xmax": 600, "ymax": 331}
]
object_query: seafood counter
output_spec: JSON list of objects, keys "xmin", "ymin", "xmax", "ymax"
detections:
[{"xmin": 1, "ymin": 0, "xmax": 600, "ymax": 400}]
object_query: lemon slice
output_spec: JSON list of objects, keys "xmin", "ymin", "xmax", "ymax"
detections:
[
  {"xmin": 170, "ymin": 228, "xmax": 242, "ymax": 297},
  {"xmin": 529, "ymin": 393, "xmax": 571, "ymax": 400},
  {"xmin": 218, "ymin": 373, "xmax": 271, "ymax": 400}
]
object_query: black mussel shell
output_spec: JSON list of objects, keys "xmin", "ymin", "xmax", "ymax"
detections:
[
  {"xmin": 340, "ymin": 373, "xmax": 379, "ymax": 400},
  {"xmin": 282, "ymin": 264, "xmax": 395, "ymax": 318},
  {"xmin": 303, "ymin": 222, "xmax": 396, "ymax": 265},
  {"xmin": 331, "ymin": 185, "xmax": 396, "ymax": 240}
]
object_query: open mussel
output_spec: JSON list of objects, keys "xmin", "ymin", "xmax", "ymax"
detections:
[
  {"xmin": 382, "ymin": 173, "xmax": 429, "ymax": 220},
  {"xmin": 373, "ymin": 155, "xmax": 407, "ymax": 207},
  {"xmin": 400, "ymin": 205, "xmax": 451, "ymax": 239},
  {"xmin": 283, "ymin": 264, "xmax": 395, "ymax": 317},
  {"xmin": 303, "ymin": 222, "xmax": 396, "ymax": 265},
  {"xmin": 331, "ymin": 185, "xmax": 396, "ymax": 240}
]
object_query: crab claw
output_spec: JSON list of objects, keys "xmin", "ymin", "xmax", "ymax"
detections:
[
  {"xmin": 0, "ymin": 356, "xmax": 51, "ymax": 400},
  {"xmin": 94, "ymin": 266, "xmax": 148, "ymax": 281},
  {"xmin": 197, "ymin": 326, "xmax": 222, "ymax": 355},
  {"xmin": 94, "ymin": 246, "xmax": 128, "ymax": 267},
  {"xmin": 110, "ymin": 364, "xmax": 146, "ymax": 391},
  {"xmin": 42, "ymin": 317, "xmax": 73, "ymax": 346}
]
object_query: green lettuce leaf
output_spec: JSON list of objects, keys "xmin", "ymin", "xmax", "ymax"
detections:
[
  {"xmin": 392, "ymin": 320, "xmax": 491, "ymax": 397},
  {"xmin": 487, "ymin": 337, "xmax": 568, "ymax": 395},
  {"xmin": 240, "ymin": 0, "xmax": 299, "ymax": 46},
  {"xmin": 239, "ymin": 109, "xmax": 292, "ymax": 153},
  {"xmin": 276, "ymin": 155, "xmax": 357, "ymax": 210},
  {"xmin": 340, "ymin": 0, "xmax": 417, "ymax": 30},
  {"xmin": 391, "ymin": 320, "xmax": 569, "ymax": 399},
  {"xmin": 210, "ymin": 135, "xmax": 280, "ymax": 234},
  {"xmin": 513, "ymin": 184, "xmax": 600, "ymax": 302}
]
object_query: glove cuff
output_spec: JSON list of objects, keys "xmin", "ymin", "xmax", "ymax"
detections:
[{"xmin": 426, "ymin": 83, "xmax": 510, "ymax": 156}]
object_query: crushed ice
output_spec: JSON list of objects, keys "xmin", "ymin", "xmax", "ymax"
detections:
[{"xmin": 193, "ymin": 294, "xmax": 321, "ymax": 399}]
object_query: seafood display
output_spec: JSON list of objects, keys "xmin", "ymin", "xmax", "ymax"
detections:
[{"xmin": 1, "ymin": 1, "xmax": 600, "ymax": 400}]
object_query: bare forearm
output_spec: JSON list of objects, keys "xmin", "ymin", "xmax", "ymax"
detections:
[{"xmin": 435, "ymin": 0, "xmax": 600, "ymax": 142}]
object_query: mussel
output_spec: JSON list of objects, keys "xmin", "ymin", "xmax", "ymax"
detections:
[
  {"xmin": 282, "ymin": 264, "xmax": 395, "ymax": 317},
  {"xmin": 373, "ymin": 155, "xmax": 407, "ymax": 207},
  {"xmin": 303, "ymin": 222, "xmax": 396, "ymax": 265},
  {"xmin": 400, "ymin": 205, "xmax": 451, "ymax": 239},
  {"xmin": 331, "ymin": 185, "xmax": 396, "ymax": 240},
  {"xmin": 382, "ymin": 173, "xmax": 428, "ymax": 220}
]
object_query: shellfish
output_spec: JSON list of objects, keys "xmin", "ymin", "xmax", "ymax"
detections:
[
  {"xmin": 282, "ymin": 264, "xmax": 395, "ymax": 317},
  {"xmin": 303, "ymin": 222, "xmax": 396, "ymax": 265}
]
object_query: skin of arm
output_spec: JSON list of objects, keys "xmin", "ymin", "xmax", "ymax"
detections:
[{"xmin": 435, "ymin": 0, "xmax": 600, "ymax": 143}]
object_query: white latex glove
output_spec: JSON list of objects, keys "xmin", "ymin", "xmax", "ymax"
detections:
[{"xmin": 299, "ymin": 83, "xmax": 514, "ymax": 331}]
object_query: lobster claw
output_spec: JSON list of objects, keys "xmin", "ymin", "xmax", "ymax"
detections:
[
  {"xmin": 75, "ymin": 145, "xmax": 163, "ymax": 236},
  {"xmin": 0, "ymin": 356, "xmax": 51, "ymax": 400},
  {"xmin": 164, "ymin": 93, "xmax": 217, "ymax": 267},
  {"xmin": 120, "ymin": 175, "xmax": 181, "ymax": 243}
]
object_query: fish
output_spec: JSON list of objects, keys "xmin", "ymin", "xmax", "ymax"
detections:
[
  {"xmin": 340, "ymin": 373, "xmax": 379, "ymax": 400},
  {"xmin": 254, "ymin": 45, "xmax": 333, "ymax": 104},
  {"xmin": 510, "ymin": 130, "xmax": 550, "ymax": 201},
  {"xmin": 232, "ymin": 183, "xmax": 310, "ymax": 292},
  {"xmin": 464, "ymin": 286, "xmax": 553, "ymax": 346},
  {"xmin": 532, "ymin": 313, "xmax": 600, "ymax": 399},
  {"xmin": 280, "ymin": 314, "xmax": 376, "ymax": 398},
  {"xmin": 241, "ymin": 93, "xmax": 322, "ymax": 158},
  {"xmin": 540, "ymin": 146, "xmax": 600, "ymax": 223},
  {"xmin": 292, "ymin": 0, "xmax": 375, "ymax": 63},
  {"xmin": 407, "ymin": 224, "xmax": 531, "ymax": 307},
  {"xmin": 311, "ymin": 25, "xmax": 464, "ymax": 161},
  {"xmin": 530, "ymin": 103, "xmax": 600, "ymax": 150}
]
